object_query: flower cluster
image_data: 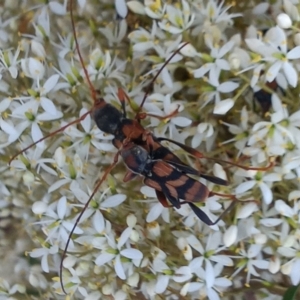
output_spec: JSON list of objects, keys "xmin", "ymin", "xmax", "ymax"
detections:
[{"xmin": 1, "ymin": 0, "xmax": 300, "ymax": 299}]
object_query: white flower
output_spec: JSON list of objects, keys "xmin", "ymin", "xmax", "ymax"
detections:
[
  {"xmin": 21, "ymin": 57, "xmax": 45, "ymax": 80},
  {"xmin": 283, "ymin": 0, "xmax": 299, "ymax": 21},
  {"xmin": 193, "ymin": 38, "xmax": 234, "ymax": 83},
  {"xmin": 69, "ymin": 186, "xmax": 107, "ymax": 233},
  {"xmin": 53, "ymin": 266, "xmax": 85, "ymax": 295},
  {"xmin": 54, "ymin": 32, "xmax": 75, "ymax": 58},
  {"xmin": 0, "ymin": 279, "xmax": 26, "ymax": 298},
  {"xmin": 278, "ymin": 239, "xmax": 300, "ymax": 284},
  {"xmin": 200, "ymin": 75, "xmax": 239, "ymax": 109},
  {"xmin": 192, "ymin": 0, "xmax": 242, "ymax": 38},
  {"xmin": 146, "ymin": 202, "xmax": 170, "ymax": 223},
  {"xmin": 7, "ymin": 100, "xmax": 62, "ymax": 148},
  {"xmin": 32, "ymin": 7, "xmax": 50, "ymax": 39},
  {"xmin": 0, "ymin": 46, "xmax": 21, "ymax": 78},
  {"xmin": 63, "ymin": 107, "xmax": 115, "ymax": 159},
  {"xmin": 54, "ymin": 58, "xmax": 82, "ymax": 89},
  {"xmin": 158, "ymin": 0, "xmax": 195, "ymax": 34},
  {"xmin": 86, "ymin": 48, "xmax": 127, "ymax": 85},
  {"xmin": 246, "ymin": 94, "xmax": 300, "ymax": 157},
  {"xmin": 246, "ymin": 26, "xmax": 300, "ymax": 87},
  {"xmin": 30, "ymin": 244, "xmax": 59, "ymax": 273},
  {"xmin": 191, "ymin": 122, "xmax": 214, "ymax": 148},
  {"xmin": 143, "ymin": 36, "xmax": 184, "ymax": 88},
  {"xmin": 48, "ymin": 153, "xmax": 85, "ymax": 193},
  {"xmin": 265, "ymin": 26, "xmax": 300, "ymax": 87},
  {"xmin": 23, "ymin": 74, "xmax": 61, "ymax": 114},
  {"xmin": 179, "ymin": 43, "xmax": 199, "ymax": 57},
  {"xmin": 270, "ymin": 94, "xmax": 300, "ymax": 148},
  {"xmin": 99, "ymin": 19, "xmax": 128, "ymax": 46},
  {"xmin": 144, "ymin": 0, "xmax": 166, "ymax": 19},
  {"xmin": 9, "ymin": 144, "xmax": 57, "ymax": 178},
  {"xmin": 143, "ymin": 186, "xmax": 171, "ymax": 223},
  {"xmin": 140, "ymin": 281, "xmax": 157, "ymax": 298},
  {"xmin": 38, "ymin": 196, "xmax": 83, "ymax": 247},
  {"xmin": 181, "ymin": 261, "xmax": 232, "ymax": 300},
  {"xmin": 95, "ymin": 232, "xmax": 143, "ymax": 280},
  {"xmin": 221, "ymin": 106, "xmax": 250, "ymax": 156},
  {"xmin": 0, "ymin": 15, "xmax": 16, "ymax": 45},
  {"xmin": 231, "ymin": 244, "xmax": 269, "ymax": 284},
  {"xmin": 275, "ymin": 199, "xmax": 298, "ymax": 218},
  {"xmin": 88, "ymin": 48, "xmax": 112, "ymax": 77},
  {"xmin": 186, "ymin": 232, "xmax": 233, "ymax": 267},
  {"xmin": 227, "ymin": 35, "xmax": 251, "ymax": 70},
  {"xmin": 128, "ymin": 22, "xmax": 157, "ymax": 52},
  {"xmin": 235, "ymin": 169, "xmax": 281, "ymax": 205},
  {"xmin": 152, "ymin": 258, "xmax": 174, "ymax": 294},
  {"xmin": 153, "ymin": 94, "xmax": 191, "ymax": 136},
  {"xmin": 29, "ymin": 268, "xmax": 48, "ymax": 289}
]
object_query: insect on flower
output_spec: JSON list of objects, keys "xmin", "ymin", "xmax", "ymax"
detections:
[
  {"xmin": 120, "ymin": 141, "xmax": 236, "ymax": 225},
  {"xmin": 8, "ymin": 0, "xmax": 275, "ymax": 295}
]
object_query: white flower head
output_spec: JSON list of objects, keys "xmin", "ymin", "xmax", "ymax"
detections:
[{"xmin": 158, "ymin": 1, "xmax": 195, "ymax": 34}]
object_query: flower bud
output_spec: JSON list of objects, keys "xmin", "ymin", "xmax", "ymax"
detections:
[
  {"xmin": 31, "ymin": 40, "xmax": 46, "ymax": 58},
  {"xmin": 126, "ymin": 214, "xmax": 137, "ymax": 227},
  {"xmin": 102, "ymin": 283, "xmax": 113, "ymax": 295},
  {"xmin": 127, "ymin": 273, "xmax": 139, "ymax": 287},
  {"xmin": 269, "ymin": 256, "xmax": 280, "ymax": 274},
  {"xmin": 23, "ymin": 171, "xmax": 34, "ymax": 186},
  {"xmin": 147, "ymin": 221, "xmax": 161, "ymax": 238},
  {"xmin": 32, "ymin": 201, "xmax": 47, "ymax": 215},
  {"xmin": 54, "ymin": 147, "xmax": 66, "ymax": 168},
  {"xmin": 276, "ymin": 13, "xmax": 292, "ymax": 29}
]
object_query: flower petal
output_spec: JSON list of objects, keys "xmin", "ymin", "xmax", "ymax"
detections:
[
  {"xmin": 101, "ymin": 194, "xmax": 126, "ymax": 208},
  {"xmin": 120, "ymin": 248, "xmax": 143, "ymax": 260},
  {"xmin": 235, "ymin": 180, "xmax": 256, "ymax": 194},
  {"xmin": 218, "ymin": 81, "xmax": 239, "ymax": 93},
  {"xmin": 213, "ymin": 99, "xmax": 234, "ymax": 115},
  {"xmin": 43, "ymin": 74, "xmax": 60, "ymax": 93},
  {"xmin": 115, "ymin": 255, "xmax": 126, "ymax": 279}
]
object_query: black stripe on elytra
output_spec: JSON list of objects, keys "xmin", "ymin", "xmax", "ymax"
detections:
[
  {"xmin": 151, "ymin": 163, "xmax": 183, "ymax": 181},
  {"xmin": 151, "ymin": 145, "xmax": 182, "ymax": 164},
  {"xmin": 172, "ymin": 176, "xmax": 198, "ymax": 200},
  {"xmin": 162, "ymin": 161, "xmax": 228, "ymax": 186}
]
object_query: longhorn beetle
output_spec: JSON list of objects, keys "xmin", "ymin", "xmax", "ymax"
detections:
[
  {"xmin": 9, "ymin": 1, "xmax": 274, "ymax": 294},
  {"xmin": 120, "ymin": 141, "xmax": 236, "ymax": 225}
]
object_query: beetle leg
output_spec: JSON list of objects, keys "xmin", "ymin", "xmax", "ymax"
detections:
[{"xmin": 123, "ymin": 171, "xmax": 137, "ymax": 182}]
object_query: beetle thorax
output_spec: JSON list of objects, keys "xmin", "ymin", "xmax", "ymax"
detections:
[{"xmin": 121, "ymin": 144, "xmax": 150, "ymax": 174}]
